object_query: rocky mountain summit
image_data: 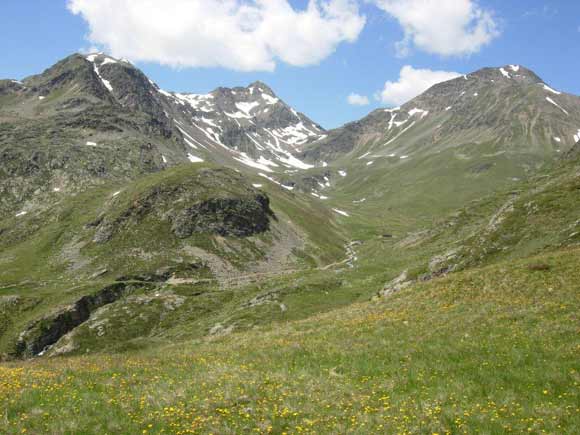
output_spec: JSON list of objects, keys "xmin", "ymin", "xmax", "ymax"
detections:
[
  {"xmin": 303, "ymin": 64, "xmax": 580, "ymax": 163},
  {"xmin": 0, "ymin": 53, "xmax": 324, "ymax": 216}
]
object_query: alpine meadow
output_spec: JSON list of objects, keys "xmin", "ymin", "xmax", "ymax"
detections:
[{"xmin": 1, "ymin": 1, "xmax": 579, "ymax": 434}]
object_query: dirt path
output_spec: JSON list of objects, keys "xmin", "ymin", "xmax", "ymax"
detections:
[{"xmin": 168, "ymin": 241, "xmax": 361, "ymax": 288}]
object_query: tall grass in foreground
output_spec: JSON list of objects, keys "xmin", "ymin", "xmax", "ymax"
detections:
[{"xmin": 1, "ymin": 247, "xmax": 579, "ymax": 434}]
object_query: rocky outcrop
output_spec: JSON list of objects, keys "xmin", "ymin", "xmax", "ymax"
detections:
[
  {"xmin": 14, "ymin": 282, "xmax": 151, "ymax": 358},
  {"xmin": 428, "ymin": 249, "xmax": 460, "ymax": 276},
  {"xmin": 171, "ymin": 194, "xmax": 272, "ymax": 238},
  {"xmin": 565, "ymin": 141, "xmax": 580, "ymax": 160},
  {"xmin": 90, "ymin": 168, "xmax": 275, "ymax": 244},
  {"xmin": 377, "ymin": 270, "xmax": 413, "ymax": 298}
]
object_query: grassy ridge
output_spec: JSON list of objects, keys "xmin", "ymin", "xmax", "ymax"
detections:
[
  {"xmin": 1, "ymin": 247, "xmax": 578, "ymax": 434},
  {"xmin": 0, "ymin": 163, "xmax": 347, "ymax": 357}
]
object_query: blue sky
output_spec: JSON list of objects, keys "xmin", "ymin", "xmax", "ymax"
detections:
[{"xmin": 1, "ymin": 1, "xmax": 579, "ymax": 129}]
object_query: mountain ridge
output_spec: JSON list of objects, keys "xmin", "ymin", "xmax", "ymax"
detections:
[
  {"xmin": 2, "ymin": 53, "xmax": 580, "ymax": 364},
  {"xmin": 303, "ymin": 63, "xmax": 580, "ymax": 163},
  {"xmin": 0, "ymin": 52, "xmax": 328, "ymax": 215}
]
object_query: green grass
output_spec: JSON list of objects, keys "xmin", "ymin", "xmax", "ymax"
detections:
[
  {"xmin": 0, "ymin": 163, "xmax": 347, "ymax": 357},
  {"xmin": 1, "ymin": 246, "xmax": 578, "ymax": 434},
  {"xmin": 2, "ymin": 154, "xmax": 579, "ymax": 361}
]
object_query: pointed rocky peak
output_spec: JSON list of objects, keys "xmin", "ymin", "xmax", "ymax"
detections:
[
  {"xmin": 155, "ymin": 78, "xmax": 325, "ymax": 170},
  {"xmin": 466, "ymin": 64, "xmax": 543, "ymax": 85},
  {"xmin": 83, "ymin": 52, "xmax": 167, "ymax": 117},
  {"xmin": 20, "ymin": 53, "xmax": 113, "ymax": 101},
  {"xmin": 248, "ymin": 80, "xmax": 276, "ymax": 96},
  {"xmin": 84, "ymin": 52, "xmax": 133, "ymax": 67},
  {"xmin": 388, "ymin": 64, "xmax": 556, "ymax": 116},
  {"xmin": 206, "ymin": 80, "xmax": 281, "ymax": 111}
]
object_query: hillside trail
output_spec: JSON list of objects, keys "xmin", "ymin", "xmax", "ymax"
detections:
[{"xmin": 168, "ymin": 240, "xmax": 360, "ymax": 288}]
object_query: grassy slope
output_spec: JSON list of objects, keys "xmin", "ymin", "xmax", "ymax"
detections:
[
  {"xmin": 2, "ymin": 153, "xmax": 579, "ymax": 360},
  {"xmin": 1, "ymin": 246, "xmax": 578, "ymax": 434},
  {"xmin": 318, "ymin": 141, "xmax": 550, "ymax": 238},
  {"xmin": 1, "ymin": 64, "xmax": 579, "ymax": 431},
  {"xmin": 0, "ymin": 164, "xmax": 346, "ymax": 356}
]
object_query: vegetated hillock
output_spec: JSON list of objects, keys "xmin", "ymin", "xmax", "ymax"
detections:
[
  {"xmin": 0, "ymin": 161, "xmax": 348, "ymax": 358},
  {"xmin": 88, "ymin": 165, "xmax": 274, "ymax": 243},
  {"xmin": 371, "ymin": 150, "xmax": 580, "ymax": 296}
]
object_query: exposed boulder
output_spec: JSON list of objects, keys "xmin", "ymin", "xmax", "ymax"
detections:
[
  {"xmin": 377, "ymin": 270, "xmax": 413, "ymax": 298},
  {"xmin": 90, "ymin": 167, "xmax": 275, "ymax": 243},
  {"xmin": 171, "ymin": 194, "xmax": 272, "ymax": 238},
  {"xmin": 14, "ymin": 282, "xmax": 151, "ymax": 358},
  {"xmin": 428, "ymin": 248, "xmax": 460, "ymax": 275}
]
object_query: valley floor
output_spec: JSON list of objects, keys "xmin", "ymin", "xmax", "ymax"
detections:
[{"xmin": 1, "ymin": 247, "xmax": 578, "ymax": 434}]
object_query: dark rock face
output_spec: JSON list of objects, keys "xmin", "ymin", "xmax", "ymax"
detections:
[
  {"xmin": 470, "ymin": 162, "xmax": 494, "ymax": 173},
  {"xmin": 565, "ymin": 141, "xmax": 580, "ymax": 160},
  {"xmin": 90, "ymin": 168, "xmax": 275, "ymax": 244},
  {"xmin": 289, "ymin": 171, "xmax": 331, "ymax": 193},
  {"xmin": 25, "ymin": 54, "xmax": 114, "ymax": 102},
  {"xmin": 14, "ymin": 282, "xmax": 150, "ymax": 358},
  {"xmin": 171, "ymin": 194, "xmax": 272, "ymax": 238}
]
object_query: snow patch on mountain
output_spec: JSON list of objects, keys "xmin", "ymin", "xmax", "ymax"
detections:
[
  {"xmin": 175, "ymin": 123, "xmax": 206, "ymax": 149},
  {"xmin": 101, "ymin": 57, "xmax": 118, "ymax": 66},
  {"xmin": 385, "ymin": 121, "xmax": 416, "ymax": 146},
  {"xmin": 270, "ymin": 122, "xmax": 321, "ymax": 147},
  {"xmin": 278, "ymin": 153, "xmax": 314, "ymax": 170},
  {"xmin": 542, "ymin": 84, "xmax": 561, "ymax": 95},
  {"xmin": 85, "ymin": 54, "xmax": 114, "ymax": 92},
  {"xmin": 174, "ymin": 93, "xmax": 214, "ymax": 113},
  {"xmin": 332, "ymin": 208, "xmax": 350, "ymax": 217},
  {"xmin": 546, "ymin": 97, "xmax": 569, "ymax": 115},
  {"xmin": 225, "ymin": 110, "xmax": 252, "ymax": 119},
  {"xmin": 408, "ymin": 108, "xmax": 429, "ymax": 118},
  {"xmin": 187, "ymin": 153, "xmax": 204, "ymax": 163},
  {"xmin": 258, "ymin": 172, "xmax": 282, "ymax": 185},
  {"xmin": 236, "ymin": 101, "xmax": 260, "ymax": 117},
  {"xmin": 235, "ymin": 153, "xmax": 275, "ymax": 173},
  {"xmin": 262, "ymin": 94, "xmax": 279, "ymax": 105},
  {"xmin": 499, "ymin": 68, "xmax": 510, "ymax": 79},
  {"xmin": 94, "ymin": 65, "xmax": 113, "ymax": 92}
]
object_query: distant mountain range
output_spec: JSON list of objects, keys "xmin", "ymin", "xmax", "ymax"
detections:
[
  {"xmin": 1, "ymin": 53, "xmax": 580, "ymax": 360},
  {"xmin": 305, "ymin": 65, "xmax": 580, "ymax": 161}
]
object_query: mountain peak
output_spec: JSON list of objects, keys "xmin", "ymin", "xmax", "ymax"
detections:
[
  {"xmin": 303, "ymin": 63, "xmax": 580, "ymax": 164},
  {"xmin": 84, "ymin": 52, "xmax": 133, "ymax": 67},
  {"xmin": 248, "ymin": 80, "xmax": 275, "ymax": 95},
  {"xmin": 465, "ymin": 64, "xmax": 543, "ymax": 85}
]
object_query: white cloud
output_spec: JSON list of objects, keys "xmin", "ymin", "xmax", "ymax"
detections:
[
  {"xmin": 347, "ymin": 93, "xmax": 370, "ymax": 106},
  {"xmin": 67, "ymin": 0, "xmax": 365, "ymax": 72},
  {"xmin": 373, "ymin": 0, "xmax": 499, "ymax": 56},
  {"xmin": 378, "ymin": 65, "xmax": 460, "ymax": 105}
]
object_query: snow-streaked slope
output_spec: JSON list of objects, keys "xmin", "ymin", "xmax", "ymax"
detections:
[
  {"xmin": 150, "ymin": 78, "xmax": 325, "ymax": 173},
  {"xmin": 80, "ymin": 53, "xmax": 325, "ymax": 176},
  {"xmin": 303, "ymin": 64, "xmax": 580, "ymax": 164}
]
